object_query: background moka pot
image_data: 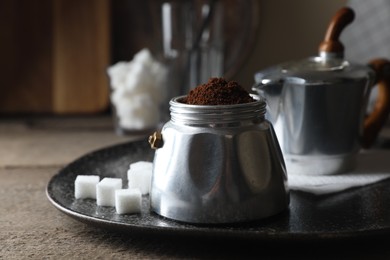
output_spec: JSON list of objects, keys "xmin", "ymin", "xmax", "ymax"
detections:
[
  {"xmin": 148, "ymin": 96, "xmax": 289, "ymax": 224},
  {"xmin": 253, "ymin": 7, "xmax": 390, "ymax": 175}
]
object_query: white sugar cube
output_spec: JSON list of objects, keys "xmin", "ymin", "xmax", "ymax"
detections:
[
  {"xmin": 115, "ymin": 189, "xmax": 142, "ymax": 214},
  {"xmin": 127, "ymin": 168, "xmax": 152, "ymax": 195},
  {"xmin": 96, "ymin": 178, "xmax": 122, "ymax": 206},
  {"xmin": 74, "ymin": 175, "xmax": 100, "ymax": 199},
  {"xmin": 129, "ymin": 161, "xmax": 153, "ymax": 171}
]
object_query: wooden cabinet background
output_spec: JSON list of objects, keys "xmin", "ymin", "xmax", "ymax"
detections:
[
  {"xmin": 0, "ymin": 0, "xmax": 260, "ymax": 114},
  {"xmin": 0, "ymin": 0, "xmax": 110, "ymax": 114}
]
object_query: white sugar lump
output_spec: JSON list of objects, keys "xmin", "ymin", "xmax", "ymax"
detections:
[
  {"xmin": 107, "ymin": 61, "xmax": 130, "ymax": 90},
  {"xmin": 114, "ymin": 93, "xmax": 160, "ymax": 130},
  {"xmin": 115, "ymin": 189, "xmax": 142, "ymax": 214},
  {"xmin": 127, "ymin": 167, "xmax": 152, "ymax": 195},
  {"xmin": 96, "ymin": 178, "xmax": 122, "ymax": 206},
  {"xmin": 129, "ymin": 161, "xmax": 153, "ymax": 171},
  {"xmin": 74, "ymin": 175, "xmax": 100, "ymax": 199},
  {"xmin": 107, "ymin": 48, "xmax": 168, "ymax": 130}
]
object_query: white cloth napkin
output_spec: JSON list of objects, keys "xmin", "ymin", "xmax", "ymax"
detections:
[{"xmin": 288, "ymin": 150, "xmax": 390, "ymax": 195}]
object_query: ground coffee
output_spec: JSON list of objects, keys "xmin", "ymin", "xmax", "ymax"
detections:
[{"xmin": 182, "ymin": 78, "xmax": 255, "ymax": 105}]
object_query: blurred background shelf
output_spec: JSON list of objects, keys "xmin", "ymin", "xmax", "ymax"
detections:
[{"xmin": 0, "ymin": 0, "xmax": 346, "ymax": 114}]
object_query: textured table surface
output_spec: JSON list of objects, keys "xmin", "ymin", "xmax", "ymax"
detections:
[{"xmin": 2, "ymin": 116, "xmax": 390, "ymax": 259}]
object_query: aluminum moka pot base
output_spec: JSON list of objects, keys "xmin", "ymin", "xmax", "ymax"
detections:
[{"xmin": 148, "ymin": 96, "xmax": 289, "ymax": 224}]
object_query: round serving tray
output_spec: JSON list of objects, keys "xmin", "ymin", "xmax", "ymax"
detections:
[{"xmin": 46, "ymin": 140, "xmax": 390, "ymax": 240}]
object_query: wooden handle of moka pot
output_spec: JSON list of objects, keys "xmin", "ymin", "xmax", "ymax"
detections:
[
  {"xmin": 318, "ymin": 7, "xmax": 355, "ymax": 54},
  {"xmin": 362, "ymin": 59, "xmax": 390, "ymax": 148}
]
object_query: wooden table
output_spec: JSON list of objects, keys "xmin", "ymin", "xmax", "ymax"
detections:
[{"xmin": 2, "ymin": 116, "xmax": 390, "ymax": 259}]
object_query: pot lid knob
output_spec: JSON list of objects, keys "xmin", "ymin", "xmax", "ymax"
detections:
[{"xmin": 318, "ymin": 7, "xmax": 355, "ymax": 58}]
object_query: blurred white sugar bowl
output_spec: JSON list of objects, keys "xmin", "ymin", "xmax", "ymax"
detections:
[{"xmin": 107, "ymin": 49, "xmax": 168, "ymax": 135}]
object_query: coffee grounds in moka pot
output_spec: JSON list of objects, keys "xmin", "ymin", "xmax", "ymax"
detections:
[{"xmin": 181, "ymin": 78, "xmax": 255, "ymax": 105}]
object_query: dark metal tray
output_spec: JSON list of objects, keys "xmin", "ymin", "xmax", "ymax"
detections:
[{"xmin": 46, "ymin": 140, "xmax": 390, "ymax": 240}]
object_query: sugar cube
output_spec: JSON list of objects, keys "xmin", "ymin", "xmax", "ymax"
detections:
[
  {"xmin": 74, "ymin": 175, "xmax": 100, "ymax": 199},
  {"xmin": 129, "ymin": 161, "xmax": 153, "ymax": 171},
  {"xmin": 127, "ymin": 168, "xmax": 152, "ymax": 195},
  {"xmin": 96, "ymin": 178, "xmax": 122, "ymax": 206},
  {"xmin": 115, "ymin": 189, "xmax": 142, "ymax": 214}
]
